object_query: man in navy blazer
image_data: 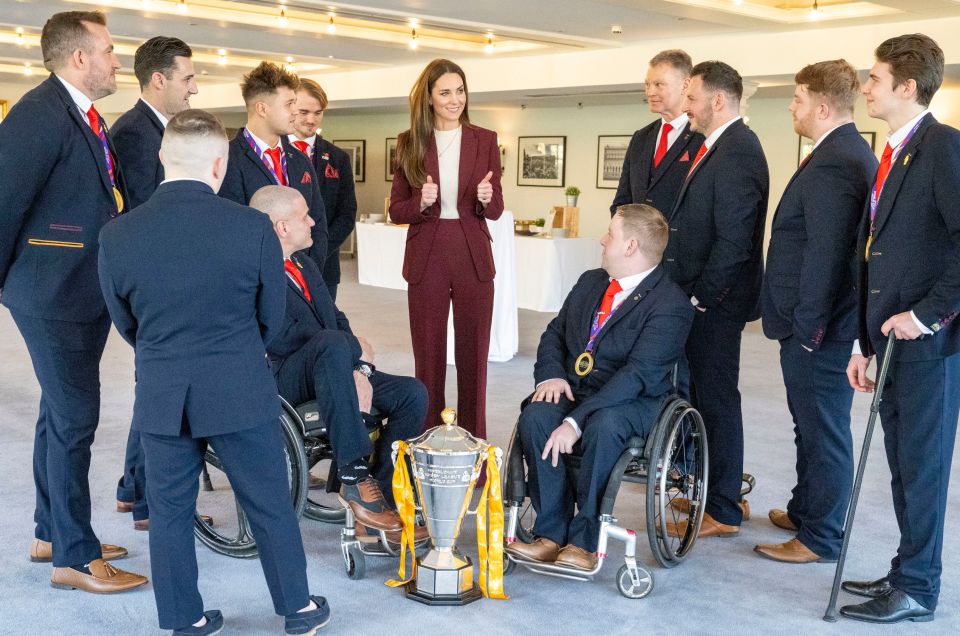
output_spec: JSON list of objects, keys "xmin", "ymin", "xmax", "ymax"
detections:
[
  {"xmin": 662, "ymin": 61, "xmax": 769, "ymax": 540},
  {"xmin": 506, "ymin": 204, "xmax": 694, "ymax": 571},
  {"xmin": 611, "ymin": 49, "xmax": 703, "ymax": 217},
  {"xmin": 110, "ymin": 35, "xmax": 197, "ymax": 529},
  {"xmin": 0, "ymin": 10, "xmax": 147, "ymax": 594},
  {"xmin": 841, "ymin": 34, "xmax": 960, "ymax": 625},
  {"xmin": 289, "ymin": 78, "xmax": 357, "ymax": 300},
  {"xmin": 755, "ymin": 61, "xmax": 878, "ymax": 564},
  {"xmin": 252, "ymin": 186, "xmax": 426, "ymax": 534},
  {"xmin": 220, "ymin": 61, "xmax": 328, "ymax": 272},
  {"xmin": 98, "ymin": 110, "xmax": 330, "ymax": 635}
]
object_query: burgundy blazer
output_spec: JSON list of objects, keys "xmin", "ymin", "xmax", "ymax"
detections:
[{"xmin": 389, "ymin": 124, "xmax": 504, "ymax": 284}]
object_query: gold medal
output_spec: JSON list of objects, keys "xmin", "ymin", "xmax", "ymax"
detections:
[
  {"xmin": 575, "ymin": 351, "xmax": 594, "ymax": 377},
  {"xmin": 864, "ymin": 233, "xmax": 872, "ymax": 261},
  {"xmin": 113, "ymin": 186, "xmax": 124, "ymax": 213}
]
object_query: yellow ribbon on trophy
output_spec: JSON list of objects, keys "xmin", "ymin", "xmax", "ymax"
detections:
[
  {"xmin": 476, "ymin": 446, "xmax": 509, "ymax": 599},
  {"xmin": 385, "ymin": 440, "xmax": 418, "ymax": 588}
]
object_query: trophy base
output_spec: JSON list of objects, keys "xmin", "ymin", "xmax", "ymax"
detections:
[
  {"xmin": 403, "ymin": 581, "xmax": 483, "ymax": 606},
  {"xmin": 402, "ymin": 555, "xmax": 482, "ymax": 606}
]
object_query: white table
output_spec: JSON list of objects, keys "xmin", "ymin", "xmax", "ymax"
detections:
[
  {"xmin": 514, "ymin": 235, "xmax": 602, "ymax": 312},
  {"xmin": 355, "ymin": 212, "xmax": 519, "ymax": 363}
]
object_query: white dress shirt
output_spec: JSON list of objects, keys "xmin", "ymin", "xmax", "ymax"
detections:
[
  {"xmin": 141, "ymin": 98, "xmax": 169, "ymax": 128},
  {"xmin": 55, "ymin": 75, "xmax": 93, "ymax": 126},
  {"xmin": 653, "ymin": 112, "xmax": 689, "ymax": 157},
  {"xmin": 246, "ymin": 129, "xmax": 283, "ymax": 173}
]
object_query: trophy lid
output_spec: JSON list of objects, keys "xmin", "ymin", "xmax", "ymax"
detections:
[{"xmin": 407, "ymin": 408, "xmax": 489, "ymax": 455}]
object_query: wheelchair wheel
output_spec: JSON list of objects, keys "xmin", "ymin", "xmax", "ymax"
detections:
[
  {"xmin": 302, "ymin": 453, "xmax": 347, "ymax": 524},
  {"xmin": 645, "ymin": 398, "xmax": 708, "ymax": 568},
  {"xmin": 345, "ymin": 543, "xmax": 366, "ymax": 580},
  {"xmin": 194, "ymin": 409, "xmax": 309, "ymax": 558},
  {"xmin": 503, "ymin": 424, "xmax": 536, "ymax": 544},
  {"xmin": 616, "ymin": 564, "xmax": 653, "ymax": 599}
]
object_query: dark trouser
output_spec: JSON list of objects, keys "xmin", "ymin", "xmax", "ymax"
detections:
[
  {"xmin": 273, "ymin": 329, "xmax": 427, "ymax": 494},
  {"xmin": 11, "ymin": 309, "xmax": 110, "ymax": 567},
  {"xmin": 326, "ymin": 283, "xmax": 338, "ymax": 303},
  {"xmin": 878, "ymin": 353, "xmax": 960, "ymax": 611},
  {"xmin": 779, "ymin": 337, "xmax": 854, "ymax": 559},
  {"xmin": 116, "ymin": 427, "xmax": 148, "ymax": 521},
  {"xmin": 142, "ymin": 420, "xmax": 310, "ymax": 630},
  {"xmin": 408, "ymin": 220, "xmax": 493, "ymax": 438},
  {"xmin": 518, "ymin": 397, "xmax": 649, "ymax": 552},
  {"xmin": 680, "ymin": 310, "xmax": 745, "ymax": 526}
]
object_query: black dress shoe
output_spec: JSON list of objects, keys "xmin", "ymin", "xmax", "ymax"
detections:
[
  {"xmin": 840, "ymin": 589, "xmax": 934, "ymax": 624},
  {"xmin": 173, "ymin": 610, "xmax": 224, "ymax": 635},
  {"xmin": 841, "ymin": 576, "xmax": 893, "ymax": 598}
]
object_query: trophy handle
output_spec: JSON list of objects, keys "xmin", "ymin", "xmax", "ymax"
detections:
[{"xmin": 465, "ymin": 447, "xmax": 503, "ymax": 516}]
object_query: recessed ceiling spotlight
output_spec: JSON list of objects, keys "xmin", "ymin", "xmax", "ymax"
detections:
[
  {"xmin": 484, "ymin": 34, "xmax": 494, "ymax": 54},
  {"xmin": 177, "ymin": 0, "xmax": 188, "ymax": 14},
  {"xmin": 278, "ymin": 8, "xmax": 288, "ymax": 27},
  {"xmin": 23, "ymin": 62, "xmax": 32, "ymax": 76},
  {"xmin": 327, "ymin": 13, "xmax": 336, "ymax": 33},
  {"xmin": 808, "ymin": 0, "xmax": 821, "ymax": 19},
  {"xmin": 409, "ymin": 28, "xmax": 418, "ymax": 49},
  {"xmin": 610, "ymin": 24, "xmax": 623, "ymax": 34}
]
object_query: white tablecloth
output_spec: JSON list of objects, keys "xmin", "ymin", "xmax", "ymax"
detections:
[
  {"xmin": 515, "ymin": 235, "xmax": 602, "ymax": 312},
  {"xmin": 355, "ymin": 212, "xmax": 519, "ymax": 363}
]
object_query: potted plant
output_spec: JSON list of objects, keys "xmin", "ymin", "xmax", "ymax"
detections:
[{"xmin": 565, "ymin": 186, "xmax": 580, "ymax": 207}]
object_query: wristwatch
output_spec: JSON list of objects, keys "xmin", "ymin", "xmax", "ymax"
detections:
[{"xmin": 354, "ymin": 363, "xmax": 373, "ymax": 378}]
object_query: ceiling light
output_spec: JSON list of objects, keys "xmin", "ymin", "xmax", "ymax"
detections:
[
  {"xmin": 285, "ymin": 55, "xmax": 294, "ymax": 63},
  {"xmin": 485, "ymin": 34, "xmax": 494, "ymax": 54},
  {"xmin": 23, "ymin": 62, "xmax": 32, "ymax": 76},
  {"xmin": 327, "ymin": 13, "xmax": 336, "ymax": 33},
  {"xmin": 808, "ymin": 0, "xmax": 821, "ymax": 19},
  {"xmin": 733, "ymin": 0, "xmax": 743, "ymax": 5},
  {"xmin": 409, "ymin": 18, "xmax": 419, "ymax": 28},
  {"xmin": 409, "ymin": 28, "xmax": 418, "ymax": 50},
  {"xmin": 217, "ymin": 49, "xmax": 227, "ymax": 65},
  {"xmin": 278, "ymin": 8, "xmax": 288, "ymax": 27},
  {"xmin": 177, "ymin": 0, "xmax": 188, "ymax": 14},
  {"xmin": 15, "ymin": 26, "xmax": 25, "ymax": 45}
]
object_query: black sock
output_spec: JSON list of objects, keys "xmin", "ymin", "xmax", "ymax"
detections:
[
  {"xmin": 70, "ymin": 563, "xmax": 92, "ymax": 575},
  {"xmin": 338, "ymin": 460, "xmax": 370, "ymax": 485}
]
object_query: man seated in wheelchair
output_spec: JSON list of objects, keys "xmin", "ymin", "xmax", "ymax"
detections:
[
  {"xmin": 250, "ymin": 186, "xmax": 428, "ymax": 534},
  {"xmin": 506, "ymin": 203, "xmax": 694, "ymax": 570}
]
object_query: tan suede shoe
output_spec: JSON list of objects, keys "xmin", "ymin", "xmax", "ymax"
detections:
[
  {"xmin": 554, "ymin": 544, "xmax": 598, "ymax": 571},
  {"xmin": 667, "ymin": 512, "xmax": 739, "ymax": 538},
  {"xmin": 30, "ymin": 539, "xmax": 127, "ymax": 563},
  {"xmin": 505, "ymin": 537, "xmax": 560, "ymax": 563},
  {"xmin": 670, "ymin": 497, "xmax": 751, "ymax": 520},
  {"xmin": 754, "ymin": 538, "xmax": 835, "ymax": 563},
  {"xmin": 51, "ymin": 559, "xmax": 148, "ymax": 593},
  {"xmin": 768, "ymin": 508, "xmax": 799, "ymax": 531}
]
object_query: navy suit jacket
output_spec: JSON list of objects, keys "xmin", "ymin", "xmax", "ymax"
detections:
[
  {"xmin": 266, "ymin": 253, "xmax": 362, "ymax": 369},
  {"xmin": 98, "ymin": 180, "xmax": 286, "ymax": 438},
  {"xmin": 663, "ymin": 119, "xmax": 769, "ymax": 323},
  {"xmin": 856, "ymin": 114, "xmax": 960, "ymax": 362},
  {"xmin": 294, "ymin": 137, "xmax": 356, "ymax": 287},
  {"xmin": 610, "ymin": 119, "xmax": 703, "ymax": 217},
  {"xmin": 0, "ymin": 74, "xmax": 128, "ymax": 322},
  {"xmin": 111, "ymin": 99, "xmax": 165, "ymax": 210},
  {"xmin": 534, "ymin": 266, "xmax": 694, "ymax": 427},
  {"xmin": 220, "ymin": 129, "xmax": 329, "ymax": 272},
  {"xmin": 761, "ymin": 123, "xmax": 878, "ymax": 349}
]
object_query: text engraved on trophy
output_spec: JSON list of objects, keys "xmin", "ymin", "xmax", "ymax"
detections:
[{"xmin": 415, "ymin": 464, "xmax": 474, "ymax": 487}]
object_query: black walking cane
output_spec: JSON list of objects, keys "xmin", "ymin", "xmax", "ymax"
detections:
[{"xmin": 823, "ymin": 331, "xmax": 897, "ymax": 622}]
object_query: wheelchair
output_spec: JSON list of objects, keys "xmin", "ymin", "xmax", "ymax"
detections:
[
  {"xmin": 194, "ymin": 397, "xmax": 425, "ymax": 578},
  {"xmin": 502, "ymin": 390, "xmax": 708, "ymax": 599}
]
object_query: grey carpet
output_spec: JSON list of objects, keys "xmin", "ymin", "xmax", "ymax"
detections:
[{"xmin": 0, "ymin": 258, "xmax": 956, "ymax": 634}]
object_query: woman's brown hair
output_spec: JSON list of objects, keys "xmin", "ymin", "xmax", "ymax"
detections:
[{"xmin": 395, "ymin": 58, "xmax": 470, "ymax": 187}]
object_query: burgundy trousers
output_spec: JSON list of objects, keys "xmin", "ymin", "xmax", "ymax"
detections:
[{"xmin": 407, "ymin": 220, "xmax": 493, "ymax": 438}]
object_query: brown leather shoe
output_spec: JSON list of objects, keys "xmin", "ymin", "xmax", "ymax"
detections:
[
  {"xmin": 754, "ymin": 538, "xmax": 834, "ymax": 563},
  {"xmin": 30, "ymin": 539, "xmax": 128, "ymax": 563},
  {"xmin": 116, "ymin": 500, "xmax": 133, "ymax": 513},
  {"xmin": 768, "ymin": 508, "xmax": 799, "ymax": 531},
  {"xmin": 51, "ymin": 559, "xmax": 148, "ymax": 593},
  {"xmin": 667, "ymin": 512, "xmax": 739, "ymax": 538},
  {"xmin": 504, "ymin": 537, "xmax": 560, "ymax": 563},
  {"xmin": 339, "ymin": 477, "xmax": 402, "ymax": 532},
  {"xmin": 308, "ymin": 473, "xmax": 326, "ymax": 490},
  {"xmin": 670, "ymin": 497, "xmax": 751, "ymax": 520},
  {"xmin": 355, "ymin": 522, "xmax": 429, "ymax": 545},
  {"xmin": 554, "ymin": 544, "xmax": 598, "ymax": 571}
]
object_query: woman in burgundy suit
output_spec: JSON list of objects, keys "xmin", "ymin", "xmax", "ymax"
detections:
[{"xmin": 390, "ymin": 58, "xmax": 504, "ymax": 438}]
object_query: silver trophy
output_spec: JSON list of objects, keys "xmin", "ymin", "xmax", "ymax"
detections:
[{"xmin": 393, "ymin": 408, "xmax": 493, "ymax": 605}]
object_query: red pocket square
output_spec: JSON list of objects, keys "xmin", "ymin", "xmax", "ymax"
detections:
[
  {"xmin": 324, "ymin": 164, "xmax": 340, "ymax": 179},
  {"xmin": 300, "ymin": 171, "xmax": 313, "ymax": 184},
  {"xmin": 680, "ymin": 151, "xmax": 690, "ymax": 162}
]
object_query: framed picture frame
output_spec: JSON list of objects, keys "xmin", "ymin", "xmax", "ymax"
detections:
[
  {"xmin": 800, "ymin": 130, "xmax": 879, "ymax": 165},
  {"xmin": 385, "ymin": 137, "xmax": 398, "ymax": 181},
  {"xmin": 596, "ymin": 135, "xmax": 631, "ymax": 189},
  {"xmin": 859, "ymin": 131, "xmax": 877, "ymax": 153},
  {"xmin": 518, "ymin": 136, "xmax": 566, "ymax": 187},
  {"xmin": 333, "ymin": 140, "xmax": 365, "ymax": 182},
  {"xmin": 0, "ymin": 99, "xmax": 7, "ymax": 124}
]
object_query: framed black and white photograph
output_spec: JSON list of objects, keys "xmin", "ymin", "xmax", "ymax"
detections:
[
  {"xmin": 518, "ymin": 135, "xmax": 566, "ymax": 187},
  {"xmin": 385, "ymin": 137, "xmax": 398, "ymax": 181},
  {"xmin": 333, "ymin": 140, "xmax": 365, "ymax": 182},
  {"xmin": 860, "ymin": 131, "xmax": 877, "ymax": 153},
  {"xmin": 797, "ymin": 136, "xmax": 815, "ymax": 166},
  {"xmin": 596, "ymin": 135, "xmax": 631, "ymax": 189}
]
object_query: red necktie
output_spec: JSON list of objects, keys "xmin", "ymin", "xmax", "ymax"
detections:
[
  {"xmin": 284, "ymin": 258, "xmax": 311, "ymax": 301},
  {"xmin": 86, "ymin": 105, "xmax": 101, "ymax": 135},
  {"xmin": 688, "ymin": 143, "xmax": 708, "ymax": 175},
  {"xmin": 874, "ymin": 142, "xmax": 894, "ymax": 198},
  {"xmin": 597, "ymin": 279, "xmax": 623, "ymax": 329},
  {"xmin": 292, "ymin": 140, "xmax": 311, "ymax": 158},
  {"xmin": 653, "ymin": 122, "xmax": 673, "ymax": 167},
  {"xmin": 265, "ymin": 147, "xmax": 287, "ymax": 186}
]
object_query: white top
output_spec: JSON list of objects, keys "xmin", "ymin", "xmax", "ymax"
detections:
[
  {"xmin": 140, "ymin": 98, "xmax": 168, "ymax": 128},
  {"xmin": 55, "ymin": 75, "xmax": 93, "ymax": 126},
  {"xmin": 703, "ymin": 115, "xmax": 742, "ymax": 151},
  {"xmin": 436, "ymin": 127, "xmax": 462, "ymax": 219},
  {"xmin": 654, "ymin": 112, "xmax": 689, "ymax": 156}
]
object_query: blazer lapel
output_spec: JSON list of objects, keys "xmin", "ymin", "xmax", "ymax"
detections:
[
  {"xmin": 592, "ymin": 268, "xmax": 662, "ymax": 348},
  {"xmin": 424, "ymin": 135, "xmax": 440, "ymax": 198},
  {"xmin": 577, "ymin": 279, "xmax": 608, "ymax": 353},
  {"xmin": 872, "ymin": 114, "xmax": 934, "ymax": 237},
  {"xmin": 457, "ymin": 125, "xmax": 479, "ymax": 205},
  {"xmin": 648, "ymin": 122, "xmax": 693, "ymax": 190},
  {"xmin": 287, "ymin": 258, "xmax": 324, "ymax": 323},
  {"xmin": 633, "ymin": 122, "xmax": 657, "ymax": 188},
  {"xmin": 55, "ymin": 83, "xmax": 114, "ymax": 199},
  {"xmin": 136, "ymin": 99, "xmax": 165, "ymax": 135},
  {"xmin": 239, "ymin": 129, "xmax": 278, "ymax": 183}
]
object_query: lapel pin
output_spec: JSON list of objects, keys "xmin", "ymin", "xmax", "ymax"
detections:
[{"xmin": 903, "ymin": 153, "xmax": 911, "ymax": 166}]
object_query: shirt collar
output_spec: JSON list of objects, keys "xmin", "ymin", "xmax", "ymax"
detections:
[
  {"xmin": 288, "ymin": 133, "xmax": 316, "ymax": 148},
  {"xmin": 812, "ymin": 122, "xmax": 848, "ymax": 150},
  {"xmin": 887, "ymin": 109, "xmax": 930, "ymax": 149},
  {"xmin": 703, "ymin": 116, "xmax": 741, "ymax": 150},
  {"xmin": 246, "ymin": 128, "xmax": 281, "ymax": 153},
  {"xmin": 55, "ymin": 74, "xmax": 93, "ymax": 116},
  {"xmin": 611, "ymin": 265, "xmax": 657, "ymax": 295},
  {"xmin": 139, "ymin": 97, "xmax": 168, "ymax": 127},
  {"xmin": 662, "ymin": 112, "xmax": 688, "ymax": 130}
]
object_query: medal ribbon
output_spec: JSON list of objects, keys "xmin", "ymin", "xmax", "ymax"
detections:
[
  {"xmin": 867, "ymin": 117, "xmax": 924, "ymax": 252},
  {"xmin": 585, "ymin": 300, "xmax": 623, "ymax": 353},
  {"xmin": 243, "ymin": 128, "xmax": 289, "ymax": 186},
  {"xmin": 476, "ymin": 446, "xmax": 509, "ymax": 600},
  {"xmin": 385, "ymin": 441, "xmax": 418, "ymax": 588},
  {"xmin": 87, "ymin": 107, "xmax": 116, "ymax": 187}
]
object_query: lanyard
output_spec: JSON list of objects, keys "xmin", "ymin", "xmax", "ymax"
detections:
[
  {"xmin": 89, "ymin": 111, "xmax": 116, "ymax": 187},
  {"xmin": 869, "ymin": 117, "xmax": 923, "ymax": 225},
  {"xmin": 585, "ymin": 297, "xmax": 623, "ymax": 353},
  {"xmin": 243, "ymin": 129, "xmax": 288, "ymax": 186}
]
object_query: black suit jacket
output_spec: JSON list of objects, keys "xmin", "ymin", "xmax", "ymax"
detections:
[
  {"xmin": 265, "ymin": 253, "xmax": 362, "ymax": 369},
  {"xmin": 534, "ymin": 266, "xmax": 694, "ymax": 426},
  {"xmin": 761, "ymin": 123, "xmax": 878, "ymax": 349},
  {"xmin": 0, "ymin": 74, "xmax": 128, "ymax": 322},
  {"xmin": 662, "ymin": 119, "xmax": 769, "ymax": 323},
  {"xmin": 856, "ymin": 114, "xmax": 960, "ymax": 362},
  {"xmin": 220, "ymin": 129, "xmax": 329, "ymax": 271},
  {"xmin": 98, "ymin": 180, "xmax": 286, "ymax": 438},
  {"xmin": 610, "ymin": 119, "xmax": 703, "ymax": 217},
  {"xmin": 112, "ymin": 99, "xmax": 165, "ymax": 210}
]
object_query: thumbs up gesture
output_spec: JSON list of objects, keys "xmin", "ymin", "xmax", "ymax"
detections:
[
  {"xmin": 420, "ymin": 174, "xmax": 439, "ymax": 211},
  {"xmin": 477, "ymin": 171, "xmax": 494, "ymax": 207}
]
